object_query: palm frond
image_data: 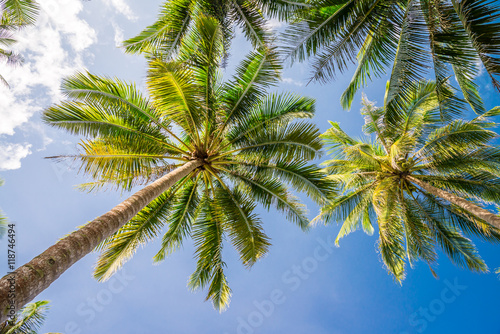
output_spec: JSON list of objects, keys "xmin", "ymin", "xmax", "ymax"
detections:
[
  {"xmin": 2, "ymin": 0, "xmax": 39, "ymax": 26},
  {"xmin": 189, "ymin": 194, "xmax": 231, "ymax": 311},
  {"xmin": 122, "ymin": 0, "xmax": 193, "ymax": 55},
  {"xmin": 93, "ymin": 176, "xmax": 192, "ymax": 281},
  {"xmin": 153, "ymin": 175, "xmax": 201, "ymax": 262},
  {"xmin": 214, "ymin": 183, "xmax": 270, "ymax": 267}
]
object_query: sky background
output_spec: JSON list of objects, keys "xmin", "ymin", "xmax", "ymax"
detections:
[{"xmin": 0, "ymin": 1, "xmax": 499, "ymax": 333}]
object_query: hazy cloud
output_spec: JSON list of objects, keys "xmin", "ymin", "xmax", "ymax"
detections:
[
  {"xmin": 111, "ymin": 21, "xmax": 125, "ymax": 47},
  {"xmin": 103, "ymin": 0, "xmax": 137, "ymax": 21},
  {"xmin": 282, "ymin": 77, "xmax": 304, "ymax": 87}
]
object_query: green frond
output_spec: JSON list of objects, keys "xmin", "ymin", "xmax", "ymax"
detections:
[
  {"xmin": 214, "ymin": 184, "xmax": 271, "ymax": 267},
  {"xmin": 229, "ymin": 0, "xmax": 270, "ymax": 48},
  {"xmin": 417, "ymin": 189, "xmax": 500, "ymax": 243},
  {"xmin": 453, "ymin": 65, "xmax": 486, "ymax": 115},
  {"xmin": 256, "ymin": 0, "xmax": 310, "ymax": 20},
  {"xmin": 451, "ymin": 0, "xmax": 500, "ymax": 91},
  {"xmin": 309, "ymin": 0, "xmax": 401, "ymax": 85},
  {"xmin": 408, "ymin": 191, "xmax": 488, "ymax": 273},
  {"xmin": 374, "ymin": 178, "xmax": 407, "ymax": 282},
  {"xmin": 401, "ymin": 194, "xmax": 438, "ymax": 266},
  {"xmin": 230, "ymin": 120, "xmax": 322, "ymax": 162},
  {"xmin": 314, "ymin": 181, "xmax": 376, "ymax": 228},
  {"xmin": 237, "ymin": 159, "xmax": 335, "ymax": 205},
  {"xmin": 281, "ymin": 0, "xmax": 358, "ymax": 64},
  {"xmin": 216, "ymin": 46, "xmax": 281, "ymax": 140},
  {"xmin": 227, "ymin": 169, "xmax": 309, "ymax": 230},
  {"xmin": 334, "ymin": 187, "xmax": 375, "ymax": 245},
  {"xmin": 340, "ymin": 15, "xmax": 399, "ymax": 109},
  {"xmin": 189, "ymin": 196, "xmax": 231, "ymax": 311},
  {"xmin": 122, "ymin": 0, "xmax": 194, "ymax": 55},
  {"xmin": 4, "ymin": 300, "xmax": 50, "ymax": 334},
  {"xmin": 385, "ymin": 0, "xmax": 430, "ymax": 105},
  {"xmin": 147, "ymin": 59, "xmax": 202, "ymax": 143},
  {"xmin": 54, "ymin": 139, "xmax": 179, "ymax": 191},
  {"xmin": 93, "ymin": 178, "xmax": 190, "ymax": 281},
  {"xmin": 57, "ymin": 72, "xmax": 179, "ymax": 141},
  {"xmin": 224, "ymin": 93, "xmax": 316, "ymax": 148},
  {"xmin": 321, "ymin": 121, "xmax": 359, "ymax": 156},
  {"xmin": 2, "ymin": 0, "xmax": 39, "ymax": 26},
  {"xmin": 153, "ymin": 175, "xmax": 201, "ymax": 262},
  {"xmin": 417, "ymin": 120, "xmax": 498, "ymax": 159}
]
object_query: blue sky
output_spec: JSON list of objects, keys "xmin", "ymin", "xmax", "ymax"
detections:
[{"xmin": 1, "ymin": 1, "xmax": 500, "ymax": 333}]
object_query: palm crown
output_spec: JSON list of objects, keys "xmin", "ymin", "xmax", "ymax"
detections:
[
  {"xmin": 316, "ymin": 80, "xmax": 500, "ymax": 282},
  {"xmin": 283, "ymin": 0, "xmax": 500, "ymax": 112},
  {"xmin": 43, "ymin": 16, "xmax": 332, "ymax": 310},
  {"xmin": 122, "ymin": 0, "xmax": 309, "ymax": 57}
]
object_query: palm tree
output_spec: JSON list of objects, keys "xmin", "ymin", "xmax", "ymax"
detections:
[
  {"xmin": 0, "ymin": 0, "xmax": 39, "ymax": 86},
  {"xmin": 315, "ymin": 79, "xmax": 500, "ymax": 282},
  {"xmin": 283, "ymin": 0, "xmax": 500, "ymax": 112},
  {"xmin": 0, "ymin": 16, "xmax": 331, "ymax": 319},
  {"xmin": 0, "ymin": 301, "xmax": 60, "ymax": 334},
  {"xmin": 122, "ymin": 0, "xmax": 309, "ymax": 56}
]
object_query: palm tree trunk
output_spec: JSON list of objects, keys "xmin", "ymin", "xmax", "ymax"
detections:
[
  {"xmin": 406, "ymin": 175, "xmax": 500, "ymax": 230},
  {"xmin": 0, "ymin": 159, "xmax": 202, "ymax": 322}
]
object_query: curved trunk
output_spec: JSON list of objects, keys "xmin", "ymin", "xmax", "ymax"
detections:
[
  {"xmin": 0, "ymin": 159, "xmax": 202, "ymax": 322},
  {"xmin": 406, "ymin": 175, "xmax": 500, "ymax": 230}
]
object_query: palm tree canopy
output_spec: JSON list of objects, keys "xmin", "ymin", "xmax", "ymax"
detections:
[
  {"xmin": 43, "ymin": 16, "xmax": 333, "ymax": 311},
  {"xmin": 315, "ymin": 79, "xmax": 500, "ymax": 282},
  {"xmin": 122, "ymin": 0, "xmax": 310, "ymax": 57},
  {"xmin": 283, "ymin": 0, "xmax": 500, "ymax": 112}
]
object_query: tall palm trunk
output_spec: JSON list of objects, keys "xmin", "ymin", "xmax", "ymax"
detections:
[
  {"xmin": 406, "ymin": 175, "xmax": 500, "ymax": 230},
  {"xmin": 0, "ymin": 159, "xmax": 202, "ymax": 322}
]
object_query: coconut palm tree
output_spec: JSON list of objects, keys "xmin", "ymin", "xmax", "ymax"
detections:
[
  {"xmin": 283, "ymin": 0, "xmax": 500, "ymax": 112},
  {"xmin": 0, "ymin": 16, "xmax": 332, "ymax": 319},
  {"xmin": 315, "ymin": 79, "xmax": 500, "ymax": 282},
  {"xmin": 122, "ymin": 0, "xmax": 309, "ymax": 56},
  {"xmin": 0, "ymin": 300, "xmax": 60, "ymax": 334},
  {"xmin": 0, "ymin": 0, "xmax": 39, "ymax": 86}
]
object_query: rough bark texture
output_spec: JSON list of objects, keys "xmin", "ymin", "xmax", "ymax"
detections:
[
  {"xmin": 0, "ymin": 159, "xmax": 202, "ymax": 322},
  {"xmin": 407, "ymin": 175, "xmax": 500, "ymax": 230}
]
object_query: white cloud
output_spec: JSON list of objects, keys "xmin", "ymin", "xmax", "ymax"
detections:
[
  {"xmin": 0, "ymin": 143, "xmax": 32, "ymax": 171},
  {"xmin": 282, "ymin": 77, "xmax": 304, "ymax": 87},
  {"xmin": 103, "ymin": 0, "xmax": 137, "ymax": 21},
  {"xmin": 37, "ymin": 0, "xmax": 96, "ymax": 51},
  {"xmin": 111, "ymin": 21, "xmax": 125, "ymax": 47},
  {"xmin": 0, "ymin": 0, "xmax": 97, "ymax": 170},
  {"xmin": 266, "ymin": 18, "xmax": 284, "ymax": 30}
]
